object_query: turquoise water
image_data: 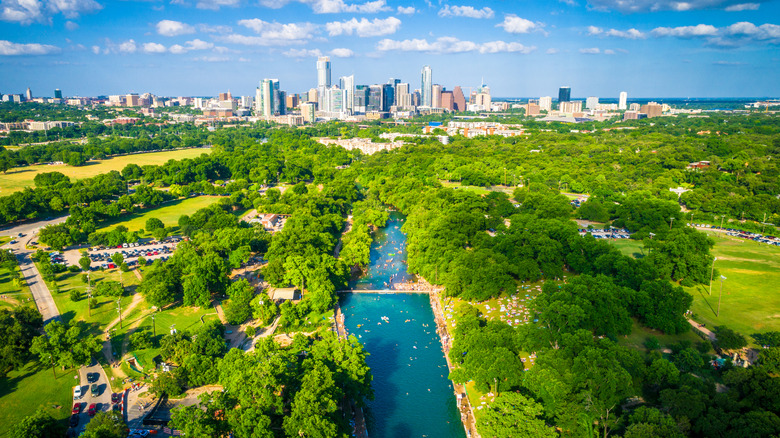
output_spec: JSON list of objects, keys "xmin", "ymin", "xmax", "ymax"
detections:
[{"xmin": 341, "ymin": 212, "xmax": 466, "ymax": 438}]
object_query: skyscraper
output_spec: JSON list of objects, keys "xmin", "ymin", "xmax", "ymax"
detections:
[
  {"xmin": 395, "ymin": 83, "xmax": 411, "ymax": 109},
  {"xmin": 25, "ymin": 87, "xmax": 32, "ymax": 101},
  {"xmin": 619, "ymin": 91, "xmax": 627, "ymax": 110},
  {"xmin": 54, "ymin": 89, "xmax": 62, "ymax": 99},
  {"xmin": 539, "ymin": 96, "xmax": 552, "ymax": 112},
  {"xmin": 452, "ymin": 86, "xmax": 466, "ymax": 112},
  {"xmin": 317, "ymin": 56, "xmax": 331, "ymax": 88},
  {"xmin": 354, "ymin": 85, "xmax": 369, "ymax": 113},
  {"xmin": 558, "ymin": 87, "xmax": 571, "ymax": 103},
  {"xmin": 586, "ymin": 96, "xmax": 599, "ymax": 110},
  {"xmin": 431, "ymin": 84, "xmax": 442, "ymax": 108},
  {"xmin": 382, "ymin": 83, "xmax": 395, "ymax": 112},
  {"xmin": 339, "ymin": 75, "xmax": 355, "ymax": 114},
  {"xmin": 421, "ymin": 65, "xmax": 432, "ymax": 107},
  {"xmin": 368, "ymin": 85, "xmax": 383, "ymax": 112},
  {"xmin": 256, "ymin": 79, "xmax": 275, "ymax": 118}
]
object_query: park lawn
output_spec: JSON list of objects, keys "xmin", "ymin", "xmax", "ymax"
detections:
[
  {"xmin": 94, "ymin": 195, "xmax": 228, "ymax": 237},
  {"xmin": 0, "ymin": 362, "xmax": 79, "ymax": 438},
  {"xmin": 439, "ymin": 181, "xmax": 492, "ymax": 196},
  {"xmin": 0, "ymin": 236, "xmax": 9, "ymax": 246},
  {"xmin": 685, "ymin": 232, "xmax": 780, "ymax": 338},
  {"xmin": 47, "ymin": 268, "xmax": 140, "ymax": 335},
  {"xmin": 610, "ymin": 239, "xmax": 647, "ymax": 259},
  {"xmin": 0, "ymin": 264, "xmax": 34, "ymax": 311},
  {"xmin": 0, "ymin": 147, "xmax": 212, "ymax": 195},
  {"xmin": 617, "ymin": 319, "xmax": 706, "ymax": 353}
]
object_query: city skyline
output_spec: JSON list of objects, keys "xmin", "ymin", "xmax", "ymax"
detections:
[{"xmin": 1, "ymin": 0, "xmax": 779, "ymax": 97}]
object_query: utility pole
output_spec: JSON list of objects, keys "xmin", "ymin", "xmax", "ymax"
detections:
[
  {"xmin": 669, "ymin": 217, "xmax": 675, "ymax": 230},
  {"xmin": 709, "ymin": 257, "xmax": 717, "ymax": 296},
  {"xmin": 503, "ymin": 167, "xmax": 506, "ymax": 186},
  {"xmin": 762, "ymin": 212, "xmax": 767, "ymax": 234},
  {"xmin": 720, "ymin": 215, "xmax": 725, "ymax": 229},
  {"xmin": 717, "ymin": 275, "xmax": 726, "ymax": 317},
  {"xmin": 690, "ymin": 212, "xmax": 694, "ymax": 226},
  {"xmin": 50, "ymin": 354, "xmax": 56, "ymax": 378},
  {"xmin": 152, "ymin": 314, "xmax": 156, "ymax": 338},
  {"xmin": 117, "ymin": 299, "xmax": 123, "ymax": 329},
  {"xmin": 87, "ymin": 272, "xmax": 92, "ymax": 317}
]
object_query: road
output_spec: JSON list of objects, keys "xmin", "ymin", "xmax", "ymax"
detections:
[{"xmin": 0, "ymin": 218, "xmax": 66, "ymax": 325}]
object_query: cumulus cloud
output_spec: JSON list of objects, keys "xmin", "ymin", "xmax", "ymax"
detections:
[
  {"xmin": 258, "ymin": 0, "xmax": 391, "ymax": 14},
  {"xmin": 156, "ymin": 20, "xmax": 195, "ymax": 37},
  {"xmin": 546, "ymin": 47, "xmax": 559, "ymax": 54},
  {"xmin": 225, "ymin": 19, "xmax": 318, "ymax": 45},
  {"xmin": 326, "ymin": 17, "xmax": 400, "ymax": 37},
  {"xmin": 194, "ymin": 0, "xmax": 240, "ymax": 10},
  {"xmin": 588, "ymin": 26, "xmax": 646, "ymax": 39},
  {"xmin": 579, "ymin": 47, "xmax": 601, "ymax": 54},
  {"xmin": 91, "ymin": 45, "xmax": 99, "ymax": 54},
  {"xmin": 376, "ymin": 36, "xmax": 535, "ymax": 54},
  {"xmin": 497, "ymin": 15, "xmax": 543, "ymax": 34},
  {"xmin": 0, "ymin": 39, "xmax": 61, "ymax": 55},
  {"xmin": 65, "ymin": 20, "xmax": 78, "ymax": 30},
  {"xmin": 651, "ymin": 23, "xmax": 719, "ymax": 37},
  {"xmin": 198, "ymin": 24, "xmax": 233, "ymax": 33},
  {"xmin": 330, "ymin": 47, "xmax": 354, "ymax": 57},
  {"xmin": 168, "ymin": 39, "xmax": 215, "ymax": 54},
  {"xmin": 586, "ymin": 0, "xmax": 767, "ymax": 12},
  {"xmin": 118, "ymin": 39, "xmax": 137, "ymax": 54},
  {"xmin": 397, "ymin": 5, "xmax": 415, "ymax": 14},
  {"xmin": 282, "ymin": 48, "xmax": 323, "ymax": 57},
  {"xmin": 724, "ymin": 2, "xmax": 759, "ymax": 10},
  {"xmin": 193, "ymin": 55, "xmax": 232, "ymax": 62},
  {"xmin": 142, "ymin": 42, "xmax": 167, "ymax": 53},
  {"xmin": 1, "ymin": 0, "xmax": 102, "ymax": 24},
  {"xmin": 438, "ymin": 5, "xmax": 494, "ymax": 19}
]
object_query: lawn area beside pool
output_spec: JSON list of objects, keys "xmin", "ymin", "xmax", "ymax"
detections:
[
  {"xmin": 0, "ymin": 362, "xmax": 79, "ymax": 438},
  {"xmin": 0, "ymin": 147, "xmax": 212, "ymax": 195}
]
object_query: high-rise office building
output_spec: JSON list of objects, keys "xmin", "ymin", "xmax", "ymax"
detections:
[
  {"xmin": 307, "ymin": 88, "xmax": 318, "ymax": 104},
  {"xmin": 539, "ymin": 96, "xmax": 552, "ymax": 112},
  {"xmin": 286, "ymin": 94, "xmax": 298, "ymax": 109},
  {"xmin": 452, "ymin": 86, "xmax": 466, "ymax": 112},
  {"xmin": 558, "ymin": 86, "xmax": 571, "ymax": 103},
  {"xmin": 619, "ymin": 91, "xmax": 627, "ymax": 110},
  {"xmin": 441, "ymin": 91, "xmax": 454, "ymax": 111},
  {"xmin": 354, "ymin": 85, "xmax": 369, "ymax": 113},
  {"xmin": 431, "ymin": 84, "xmax": 442, "ymax": 108},
  {"xmin": 640, "ymin": 102, "xmax": 663, "ymax": 118},
  {"xmin": 560, "ymin": 101, "xmax": 582, "ymax": 113},
  {"xmin": 339, "ymin": 75, "xmax": 355, "ymax": 113},
  {"xmin": 586, "ymin": 96, "xmax": 599, "ymax": 110},
  {"xmin": 388, "ymin": 78, "xmax": 401, "ymax": 105},
  {"xmin": 317, "ymin": 56, "xmax": 331, "ymax": 88},
  {"xmin": 395, "ymin": 83, "xmax": 411, "ymax": 109},
  {"xmin": 327, "ymin": 86, "xmax": 343, "ymax": 113},
  {"xmin": 382, "ymin": 83, "xmax": 395, "ymax": 111},
  {"xmin": 421, "ymin": 65, "xmax": 432, "ymax": 107},
  {"xmin": 126, "ymin": 93, "xmax": 140, "ymax": 107},
  {"xmin": 54, "ymin": 89, "xmax": 62, "ymax": 99},
  {"xmin": 368, "ymin": 85, "xmax": 383, "ymax": 112},
  {"xmin": 25, "ymin": 88, "xmax": 32, "ymax": 101},
  {"xmin": 256, "ymin": 79, "xmax": 275, "ymax": 118}
]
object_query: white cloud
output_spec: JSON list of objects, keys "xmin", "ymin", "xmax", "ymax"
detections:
[
  {"xmin": 91, "ymin": 45, "xmax": 99, "ymax": 54},
  {"xmin": 118, "ymin": 39, "xmax": 137, "ymax": 53},
  {"xmin": 604, "ymin": 48, "xmax": 616, "ymax": 54},
  {"xmin": 438, "ymin": 5, "xmax": 494, "ymax": 19},
  {"xmin": 724, "ymin": 2, "xmax": 759, "ymax": 10},
  {"xmin": 237, "ymin": 18, "xmax": 318, "ymax": 42},
  {"xmin": 282, "ymin": 48, "xmax": 323, "ymax": 57},
  {"xmin": 1, "ymin": 0, "xmax": 102, "ymax": 24},
  {"xmin": 579, "ymin": 47, "xmax": 600, "ymax": 54},
  {"xmin": 546, "ymin": 47, "xmax": 559, "ymax": 54},
  {"xmin": 195, "ymin": 0, "xmax": 240, "ymax": 10},
  {"xmin": 397, "ymin": 5, "xmax": 415, "ymax": 14},
  {"xmin": 156, "ymin": 20, "xmax": 195, "ymax": 37},
  {"xmin": 193, "ymin": 55, "xmax": 232, "ymax": 62},
  {"xmin": 651, "ymin": 24, "xmax": 719, "ymax": 37},
  {"xmin": 0, "ymin": 39, "xmax": 61, "ymax": 55},
  {"xmin": 198, "ymin": 24, "xmax": 232, "ymax": 33},
  {"xmin": 185, "ymin": 38, "xmax": 214, "ymax": 50},
  {"xmin": 713, "ymin": 60, "xmax": 745, "ymax": 65},
  {"xmin": 65, "ymin": 20, "xmax": 78, "ymax": 30},
  {"xmin": 588, "ymin": 26, "xmax": 646, "ymax": 39},
  {"xmin": 169, "ymin": 44, "xmax": 187, "ymax": 54},
  {"xmin": 259, "ymin": 0, "xmax": 391, "ymax": 14},
  {"xmin": 376, "ymin": 36, "xmax": 535, "ymax": 54},
  {"xmin": 586, "ymin": 0, "xmax": 767, "ymax": 12},
  {"xmin": 497, "ymin": 15, "xmax": 542, "ymax": 34},
  {"xmin": 142, "ymin": 42, "xmax": 167, "ymax": 53},
  {"xmin": 330, "ymin": 47, "xmax": 354, "ymax": 57},
  {"xmin": 326, "ymin": 17, "xmax": 401, "ymax": 37}
]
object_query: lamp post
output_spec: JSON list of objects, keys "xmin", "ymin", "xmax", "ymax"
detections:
[
  {"xmin": 717, "ymin": 275, "xmax": 727, "ymax": 317},
  {"xmin": 669, "ymin": 217, "xmax": 675, "ymax": 230},
  {"xmin": 708, "ymin": 257, "xmax": 717, "ymax": 296}
]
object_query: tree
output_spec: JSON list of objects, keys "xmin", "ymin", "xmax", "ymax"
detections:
[
  {"xmin": 9, "ymin": 408, "xmax": 64, "ymax": 438},
  {"xmin": 478, "ymin": 392, "xmax": 557, "ymax": 438},
  {"xmin": 224, "ymin": 279, "xmax": 254, "ymax": 325},
  {"xmin": 283, "ymin": 360, "xmax": 341, "ymax": 438},
  {"xmin": 81, "ymin": 411, "xmax": 126, "ymax": 438},
  {"xmin": 714, "ymin": 326, "xmax": 748, "ymax": 350},
  {"xmin": 145, "ymin": 217, "xmax": 164, "ymax": 231},
  {"xmin": 111, "ymin": 252, "xmax": 124, "ymax": 267},
  {"xmin": 30, "ymin": 321, "xmax": 102, "ymax": 369},
  {"xmin": 673, "ymin": 348, "xmax": 704, "ymax": 373},
  {"xmin": 79, "ymin": 255, "xmax": 91, "ymax": 272}
]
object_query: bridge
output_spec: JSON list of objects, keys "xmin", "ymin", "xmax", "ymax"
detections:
[{"xmin": 336, "ymin": 289, "xmax": 433, "ymax": 294}]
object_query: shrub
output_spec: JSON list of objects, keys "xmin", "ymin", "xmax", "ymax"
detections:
[
  {"xmin": 245, "ymin": 326, "xmax": 256, "ymax": 337},
  {"xmin": 70, "ymin": 289, "xmax": 80, "ymax": 301}
]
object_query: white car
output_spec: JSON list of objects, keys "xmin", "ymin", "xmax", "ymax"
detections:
[{"xmin": 73, "ymin": 386, "xmax": 83, "ymax": 399}]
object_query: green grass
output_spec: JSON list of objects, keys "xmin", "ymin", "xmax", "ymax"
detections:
[
  {"xmin": 610, "ymin": 239, "xmax": 647, "ymax": 259},
  {"xmin": 685, "ymin": 232, "xmax": 780, "ymax": 337},
  {"xmin": 47, "ymin": 269, "xmax": 140, "ymax": 335},
  {"xmin": 94, "ymin": 196, "xmax": 224, "ymax": 236},
  {"xmin": 0, "ymin": 265, "xmax": 34, "ymax": 311},
  {"xmin": 0, "ymin": 148, "xmax": 212, "ymax": 195},
  {"xmin": 0, "ymin": 362, "xmax": 79, "ymax": 438},
  {"xmin": 0, "ymin": 237, "xmax": 9, "ymax": 246},
  {"xmin": 618, "ymin": 319, "xmax": 706, "ymax": 352}
]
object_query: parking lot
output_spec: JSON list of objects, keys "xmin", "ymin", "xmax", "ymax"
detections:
[
  {"xmin": 69, "ymin": 362, "xmax": 123, "ymax": 436},
  {"xmin": 578, "ymin": 228, "xmax": 633, "ymax": 239},
  {"xmin": 63, "ymin": 237, "xmax": 186, "ymax": 270}
]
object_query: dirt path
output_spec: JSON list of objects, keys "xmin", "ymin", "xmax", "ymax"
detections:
[{"xmin": 688, "ymin": 319, "xmax": 717, "ymax": 342}]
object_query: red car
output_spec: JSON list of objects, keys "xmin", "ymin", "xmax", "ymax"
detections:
[
  {"xmin": 72, "ymin": 403, "xmax": 81, "ymax": 415},
  {"xmin": 87, "ymin": 403, "xmax": 97, "ymax": 417}
]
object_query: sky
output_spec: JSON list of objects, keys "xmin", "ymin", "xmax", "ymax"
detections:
[{"xmin": 0, "ymin": 0, "xmax": 779, "ymax": 98}]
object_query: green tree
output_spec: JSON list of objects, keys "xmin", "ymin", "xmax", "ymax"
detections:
[
  {"xmin": 714, "ymin": 325, "xmax": 748, "ymax": 350},
  {"xmin": 79, "ymin": 255, "xmax": 92, "ymax": 272},
  {"xmin": 81, "ymin": 411, "xmax": 126, "ymax": 438},
  {"xmin": 145, "ymin": 217, "xmax": 164, "ymax": 231},
  {"xmin": 283, "ymin": 361, "xmax": 341, "ymax": 438},
  {"xmin": 224, "ymin": 279, "xmax": 254, "ymax": 325},
  {"xmin": 9, "ymin": 408, "xmax": 64, "ymax": 438},
  {"xmin": 478, "ymin": 392, "xmax": 557, "ymax": 438},
  {"xmin": 30, "ymin": 321, "xmax": 102, "ymax": 369}
]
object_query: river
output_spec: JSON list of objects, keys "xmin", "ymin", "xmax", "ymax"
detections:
[{"xmin": 340, "ymin": 212, "xmax": 466, "ymax": 438}]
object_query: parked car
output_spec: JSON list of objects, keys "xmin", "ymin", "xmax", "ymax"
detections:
[
  {"xmin": 73, "ymin": 386, "xmax": 83, "ymax": 400},
  {"xmin": 87, "ymin": 372, "xmax": 99, "ymax": 383},
  {"xmin": 91, "ymin": 383, "xmax": 99, "ymax": 397},
  {"xmin": 111, "ymin": 392, "xmax": 122, "ymax": 404},
  {"xmin": 69, "ymin": 414, "xmax": 79, "ymax": 428},
  {"xmin": 87, "ymin": 403, "xmax": 97, "ymax": 417},
  {"xmin": 72, "ymin": 403, "xmax": 82, "ymax": 415}
]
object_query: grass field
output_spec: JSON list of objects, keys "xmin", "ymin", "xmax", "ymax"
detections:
[
  {"xmin": 610, "ymin": 239, "xmax": 647, "ymax": 259},
  {"xmin": 0, "ymin": 147, "xmax": 212, "ymax": 195},
  {"xmin": 0, "ymin": 264, "xmax": 34, "ymax": 311},
  {"xmin": 47, "ymin": 268, "xmax": 140, "ymax": 335},
  {"xmin": 0, "ymin": 363, "xmax": 78, "ymax": 437},
  {"xmin": 611, "ymin": 232, "xmax": 780, "ymax": 338},
  {"xmin": 95, "ymin": 196, "xmax": 224, "ymax": 236}
]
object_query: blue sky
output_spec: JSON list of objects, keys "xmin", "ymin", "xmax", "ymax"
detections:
[{"xmin": 1, "ymin": 0, "xmax": 779, "ymax": 98}]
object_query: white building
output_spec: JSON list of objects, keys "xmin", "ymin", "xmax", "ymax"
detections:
[
  {"xmin": 586, "ymin": 96, "xmax": 599, "ymax": 110},
  {"xmin": 539, "ymin": 96, "xmax": 552, "ymax": 112}
]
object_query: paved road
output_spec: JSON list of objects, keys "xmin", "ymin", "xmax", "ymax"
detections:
[{"xmin": 1, "ymin": 220, "xmax": 63, "ymax": 325}]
